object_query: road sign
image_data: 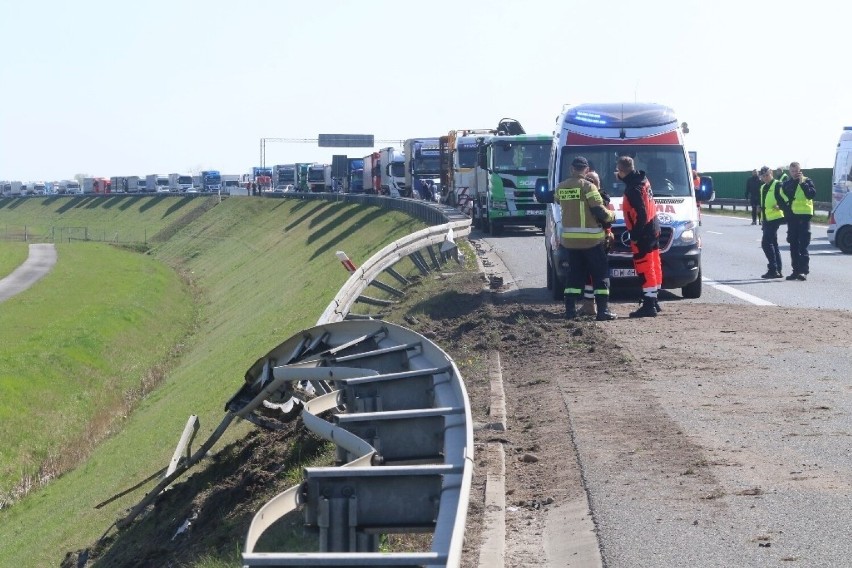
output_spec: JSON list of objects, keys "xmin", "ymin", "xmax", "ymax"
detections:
[{"xmin": 318, "ymin": 134, "xmax": 375, "ymax": 148}]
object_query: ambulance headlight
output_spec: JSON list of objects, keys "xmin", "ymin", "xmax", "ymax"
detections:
[{"xmin": 673, "ymin": 221, "xmax": 697, "ymax": 245}]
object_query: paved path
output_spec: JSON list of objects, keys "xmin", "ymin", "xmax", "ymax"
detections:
[{"xmin": 0, "ymin": 243, "xmax": 57, "ymax": 303}]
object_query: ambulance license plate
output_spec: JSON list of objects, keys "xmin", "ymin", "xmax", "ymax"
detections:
[{"xmin": 610, "ymin": 268, "xmax": 636, "ymax": 277}]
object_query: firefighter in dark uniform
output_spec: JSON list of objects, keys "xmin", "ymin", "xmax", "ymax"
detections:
[
  {"xmin": 778, "ymin": 161, "xmax": 816, "ymax": 280},
  {"xmin": 616, "ymin": 156, "xmax": 662, "ymax": 318},
  {"xmin": 556, "ymin": 157, "xmax": 617, "ymax": 321}
]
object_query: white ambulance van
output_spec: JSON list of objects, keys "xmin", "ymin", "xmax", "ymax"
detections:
[
  {"xmin": 831, "ymin": 127, "xmax": 852, "ymax": 212},
  {"xmin": 537, "ymin": 102, "xmax": 715, "ymax": 300},
  {"xmin": 828, "ymin": 191, "xmax": 852, "ymax": 253}
]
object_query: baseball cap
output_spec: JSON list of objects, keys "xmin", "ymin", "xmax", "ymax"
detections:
[
  {"xmin": 571, "ymin": 156, "xmax": 589, "ymax": 168},
  {"xmin": 758, "ymin": 166, "xmax": 771, "ymax": 176}
]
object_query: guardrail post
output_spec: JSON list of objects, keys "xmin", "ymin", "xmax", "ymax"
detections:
[
  {"xmin": 426, "ymin": 245, "xmax": 441, "ymax": 270},
  {"xmin": 368, "ymin": 279, "xmax": 405, "ymax": 297},
  {"xmin": 384, "ymin": 266, "xmax": 410, "ymax": 286},
  {"xmin": 410, "ymin": 251, "xmax": 430, "ymax": 275},
  {"xmin": 166, "ymin": 415, "xmax": 200, "ymax": 477}
]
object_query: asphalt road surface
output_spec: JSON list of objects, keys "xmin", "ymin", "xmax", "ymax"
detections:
[{"xmin": 0, "ymin": 244, "xmax": 57, "ymax": 303}]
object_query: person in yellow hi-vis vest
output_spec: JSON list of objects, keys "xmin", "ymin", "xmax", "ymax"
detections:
[
  {"xmin": 779, "ymin": 161, "xmax": 817, "ymax": 281},
  {"xmin": 555, "ymin": 156, "xmax": 617, "ymax": 321},
  {"xmin": 758, "ymin": 166, "xmax": 785, "ymax": 279}
]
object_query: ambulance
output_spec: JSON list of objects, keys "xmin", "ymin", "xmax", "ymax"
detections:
[
  {"xmin": 537, "ymin": 102, "xmax": 714, "ymax": 300},
  {"xmin": 831, "ymin": 126, "xmax": 852, "ymax": 212}
]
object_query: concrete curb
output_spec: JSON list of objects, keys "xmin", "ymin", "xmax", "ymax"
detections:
[
  {"xmin": 487, "ymin": 350, "xmax": 507, "ymax": 432},
  {"xmin": 477, "ymin": 442, "xmax": 506, "ymax": 568}
]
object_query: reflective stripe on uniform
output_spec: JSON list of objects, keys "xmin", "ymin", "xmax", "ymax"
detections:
[{"xmin": 562, "ymin": 229, "xmax": 605, "ymax": 239}]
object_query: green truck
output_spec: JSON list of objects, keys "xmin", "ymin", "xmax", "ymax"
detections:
[
  {"xmin": 295, "ymin": 163, "xmax": 311, "ymax": 192},
  {"xmin": 471, "ymin": 134, "xmax": 551, "ymax": 235}
]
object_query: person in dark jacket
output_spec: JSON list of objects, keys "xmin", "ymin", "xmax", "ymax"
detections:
[
  {"xmin": 745, "ymin": 169, "xmax": 762, "ymax": 225},
  {"xmin": 778, "ymin": 161, "xmax": 817, "ymax": 280},
  {"xmin": 616, "ymin": 156, "xmax": 661, "ymax": 318}
]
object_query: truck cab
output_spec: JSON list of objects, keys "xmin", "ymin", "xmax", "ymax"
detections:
[
  {"xmin": 308, "ymin": 164, "xmax": 328, "ymax": 192},
  {"xmin": 538, "ymin": 102, "xmax": 714, "ymax": 300},
  {"xmin": 201, "ymin": 170, "xmax": 222, "ymax": 192},
  {"xmin": 404, "ymin": 138, "xmax": 441, "ymax": 201},
  {"xmin": 471, "ymin": 134, "xmax": 550, "ymax": 235},
  {"xmin": 273, "ymin": 164, "xmax": 296, "ymax": 191},
  {"xmin": 147, "ymin": 174, "xmax": 169, "ymax": 193},
  {"xmin": 168, "ymin": 174, "xmax": 193, "ymax": 192},
  {"xmin": 220, "ymin": 174, "xmax": 241, "ymax": 195},
  {"xmin": 379, "ymin": 147, "xmax": 406, "ymax": 197}
]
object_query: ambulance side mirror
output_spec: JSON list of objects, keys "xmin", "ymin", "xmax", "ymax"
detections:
[
  {"xmin": 535, "ymin": 179, "xmax": 553, "ymax": 203},
  {"xmin": 696, "ymin": 176, "xmax": 715, "ymax": 202}
]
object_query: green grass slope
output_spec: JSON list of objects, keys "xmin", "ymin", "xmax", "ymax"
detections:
[
  {"xmin": 0, "ymin": 194, "xmax": 218, "ymax": 243},
  {"xmin": 0, "ymin": 196, "xmax": 425, "ymax": 567},
  {"xmin": 0, "ymin": 244, "xmax": 194, "ymax": 495}
]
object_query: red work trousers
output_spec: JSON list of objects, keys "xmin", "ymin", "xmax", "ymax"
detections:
[{"xmin": 630, "ymin": 244, "xmax": 662, "ymax": 292}]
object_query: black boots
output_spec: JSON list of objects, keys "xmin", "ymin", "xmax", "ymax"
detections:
[
  {"xmin": 595, "ymin": 296, "xmax": 617, "ymax": 321},
  {"xmin": 565, "ymin": 297, "xmax": 577, "ymax": 320},
  {"xmin": 629, "ymin": 297, "xmax": 658, "ymax": 318}
]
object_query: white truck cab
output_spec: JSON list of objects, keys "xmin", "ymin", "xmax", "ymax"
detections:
[
  {"xmin": 379, "ymin": 147, "xmax": 406, "ymax": 197},
  {"xmin": 537, "ymin": 102, "xmax": 714, "ymax": 300}
]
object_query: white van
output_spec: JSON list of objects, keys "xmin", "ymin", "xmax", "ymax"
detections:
[
  {"xmin": 537, "ymin": 102, "xmax": 714, "ymax": 300},
  {"xmin": 828, "ymin": 191, "xmax": 852, "ymax": 253},
  {"xmin": 831, "ymin": 127, "xmax": 852, "ymax": 212}
]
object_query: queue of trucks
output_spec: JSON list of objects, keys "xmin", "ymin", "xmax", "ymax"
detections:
[{"xmin": 0, "ymin": 171, "xmax": 232, "ymax": 196}]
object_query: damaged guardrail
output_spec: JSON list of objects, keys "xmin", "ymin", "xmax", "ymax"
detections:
[
  {"xmin": 239, "ymin": 320, "xmax": 473, "ymax": 567},
  {"xmin": 100, "ymin": 195, "xmax": 474, "ymax": 568}
]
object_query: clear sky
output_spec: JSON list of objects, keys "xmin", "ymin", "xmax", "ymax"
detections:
[{"xmin": 1, "ymin": 0, "xmax": 849, "ymax": 182}]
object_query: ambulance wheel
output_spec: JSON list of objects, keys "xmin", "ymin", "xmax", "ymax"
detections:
[
  {"xmin": 837, "ymin": 226, "xmax": 852, "ymax": 254},
  {"xmin": 682, "ymin": 269, "xmax": 702, "ymax": 299}
]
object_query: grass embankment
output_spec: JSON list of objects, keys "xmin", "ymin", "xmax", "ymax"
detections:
[
  {"xmin": 0, "ymin": 242, "xmax": 28, "ymax": 278},
  {"xmin": 0, "ymin": 244, "xmax": 194, "ymax": 499},
  {"xmin": 0, "ymin": 193, "xmax": 217, "ymax": 243},
  {"xmin": 0, "ymin": 195, "xmax": 425, "ymax": 567}
]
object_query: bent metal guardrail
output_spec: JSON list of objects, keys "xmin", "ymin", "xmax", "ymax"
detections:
[
  {"xmin": 104, "ymin": 194, "xmax": 474, "ymax": 568},
  {"xmin": 239, "ymin": 319, "xmax": 473, "ymax": 568}
]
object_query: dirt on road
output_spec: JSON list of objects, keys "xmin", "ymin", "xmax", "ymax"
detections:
[{"xmin": 63, "ymin": 255, "xmax": 852, "ymax": 567}]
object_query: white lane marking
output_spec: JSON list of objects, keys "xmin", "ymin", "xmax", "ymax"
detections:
[
  {"xmin": 702, "ymin": 277, "xmax": 776, "ymax": 306},
  {"xmin": 705, "ymin": 231, "xmax": 723, "ymax": 235}
]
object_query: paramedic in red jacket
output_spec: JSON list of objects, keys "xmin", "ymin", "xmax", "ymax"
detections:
[{"xmin": 616, "ymin": 156, "xmax": 662, "ymax": 318}]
